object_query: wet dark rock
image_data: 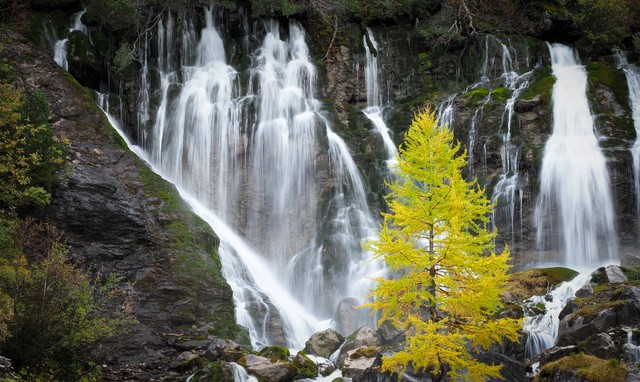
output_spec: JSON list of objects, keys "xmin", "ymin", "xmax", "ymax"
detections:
[
  {"xmin": 515, "ymin": 95, "xmax": 542, "ymax": 112},
  {"xmin": 537, "ymin": 345, "xmax": 577, "ymax": 366},
  {"xmin": 475, "ymin": 352, "xmax": 527, "ymax": 382},
  {"xmin": 574, "ymin": 283, "xmax": 594, "ymax": 298},
  {"xmin": 558, "ymin": 286, "xmax": 640, "ymax": 346},
  {"xmin": 576, "ymin": 333, "xmax": 619, "ymax": 360},
  {"xmin": 557, "ymin": 308, "xmax": 618, "ymax": 346},
  {"xmin": 558, "ymin": 299, "xmax": 579, "ymax": 321}
]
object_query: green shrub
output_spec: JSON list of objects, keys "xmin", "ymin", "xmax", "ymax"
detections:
[
  {"xmin": 0, "ymin": 82, "xmax": 66, "ymax": 208},
  {"xmin": 0, "ymin": 219, "xmax": 133, "ymax": 381}
]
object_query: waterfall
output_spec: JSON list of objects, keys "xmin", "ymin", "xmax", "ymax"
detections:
[
  {"xmin": 435, "ymin": 36, "xmax": 532, "ymax": 248},
  {"xmin": 52, "ymin": 10, "xmax": 91, "ymax": 70},
  {"xmin": 623, "ymin": 328, "xmax": 640, "ymax": 363},
  {"xmin": 362, "ymin": 29, "xmax": 397, "ymax": 168},
  {"xmin": 137, "ymin": 7, "xmax": 382, "ymax": 348},
  {"xmin": 614, "ymin": 51, "xmax": 640, "ymax": 218},
  {"xmin": 490, "ymin": 40, "xmax": 533, "ymax": 247},
  {"xmin": 534, "ymin": 43, "xmax": 618, "ymax": 268},
  {"xmin": 523, "ymin": 273, "xmax": 590, "ymax": 359},
  {"xmin": 54, "ymin": 39, "xmax": 69, "ymax": 70}
]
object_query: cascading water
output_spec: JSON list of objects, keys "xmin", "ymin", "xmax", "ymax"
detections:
[
  {"xmin": 52, "ymin": 10, "xmax": 91, "ymax": 71},
  {"xmin": 436, "ymin": 36, "xmax": 532, "ymax": 247},
  {"xmin": 623, "ymin": 328, "xmax": 640, "ymax": 363},
  {"xmin": 362, "ymin": 30, "xmax": 397, "ymax": 168},
  {"xmin": 490, "ymin": 39, "xmax": 533, "ymax": 247},
  {"xmin": 523, "ymin": 273, "xmax": 590, "ymax": 359},
  {"xmin": 534, "ymin": 43, "xmax": 618, "ymax": 268},
  {"xmin": 54, "ymin": 39, "xmax": 69, "ymax": 70},
  {"xmin": 138, "ymin": 7, "xmax": 382, "ymax": 349},
  {"xmin": 614, "ymin": 50, "xmax": 640, "ymax": 218}
]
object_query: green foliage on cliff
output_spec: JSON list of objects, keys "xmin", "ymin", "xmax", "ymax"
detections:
[
  {"xmin": 0, "ymin": 217, "xmax": 133, "ymax": 381},
  {"xmin": 572, "ymin": 0, "xmax": 640, "ymax": 53},
  {"xmin": 0, "ymin": 62, "xmax": 66, "ymax": 209}
]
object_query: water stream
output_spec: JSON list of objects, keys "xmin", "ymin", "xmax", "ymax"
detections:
[
  {"xmin": 614, "ymin": 50, "xmax": 640, "ymax": 219},
  {"xmin": 523, "ymin": 273, "xmax": 590, "ymax": 359},
  {"xmin": 52, "ymin": 10, "xmax": 90, "ymax": 70},
  {"xmin": 534, "ymin": 43, "xmax": 618, "ymax": 268},
  {"xmin": 362, "ymin": 29, "xmax": 397, "ymax": 169}
]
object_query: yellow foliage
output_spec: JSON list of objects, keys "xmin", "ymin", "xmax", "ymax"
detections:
[{"xmin": 365, "ymin": 109, "xmax": 522, "ymax": 382}]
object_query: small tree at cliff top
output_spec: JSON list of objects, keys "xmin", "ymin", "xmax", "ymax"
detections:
[{"xmin": 366, "ymin": 109, "xmax": 521, "ymax": 382}]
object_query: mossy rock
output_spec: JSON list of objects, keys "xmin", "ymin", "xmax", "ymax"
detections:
[
  {"xmin": 463, "ymin": 87, "xmax": 490, "ymax": 105},
  {"xmin": 351, "ymin": 346, "xmax": 379, "ymax": 359},
  {"xmin": 534, "ymin": 353, "xmax": 627, "ymax": 382},
  {"xmin": 506, "ymin": 267, "xmax": 578, "ymax": 300},
  {"xmin": 258, "ymin": 346, "xmax": 291, "ymax": 361},
  {"xmin": 587, "ymin": 61, "xmax": 630, "ymax": 112},
  {"xmin": 491, "ymin": 86, "xmax": 511, "ymax": 102},
  {"xmin": 518, "ymin": 66, "xmax": 554, "ymax": 104},
  {"xmin": 293, "ymin": 351, "xmax": 319, "ymax": 379},
  {"xmin": 189, "ymin": 361, "xmax": 236, "ymax": 382}
]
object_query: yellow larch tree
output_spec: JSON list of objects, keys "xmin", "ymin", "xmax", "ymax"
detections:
[{"xmin": 366, "ymin": 109, "xmax": 521, "ymax": 382}]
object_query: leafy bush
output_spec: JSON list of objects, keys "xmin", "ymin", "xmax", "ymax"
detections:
[
  {"xmin": 0, "ymin": 218, "xmax": 133, "ymax": 380},
  {"xmin": 0, "ymin": 82, "xmax": 66, "ymax": 208}
]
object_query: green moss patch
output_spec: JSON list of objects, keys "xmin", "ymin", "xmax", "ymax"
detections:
[
  {"xmin": 258, "ymin": 346, "xmax": 291, "ymax": 360},
  {"xmin": 535, "ymin": 353, "xmax": 627, "ymax": 382},
  {"xmin": 463, "ymin": 87, "xmax": 490, "ymax": 105},
  {"xmin": 506, "ymin": 267, "xmax": 578, "ymax": 300},
  {"xmin": 519, "ymin": 66, "xmax": 554, "ymax": 104},
  {"xmin": 587, "ymin": 62, "xmax": 630, "ymax": 111},
  {"xmin": 293, "ymin": 351, "xmax": 319, "ymax": 379}
]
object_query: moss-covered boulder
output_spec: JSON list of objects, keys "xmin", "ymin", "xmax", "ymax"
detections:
[
  {"xmin": 505, "ymin": 267, "xmax": 579, "ymax": 302},
  {"xmin": 292, "ymin": 351, "xmax": 319, "ymax": 379},
  {"xmin": 535, "ymin": 353, "xmax": 628, "ymax": 382},
  {"xmin": 304, "ymin": 328, "xmax": 344, "ymax": 358}
]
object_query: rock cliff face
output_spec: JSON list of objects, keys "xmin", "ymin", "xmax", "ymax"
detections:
[
  {"xmin": 316, "ymin": 22, "xmax": 639, "ymax": 267},
  {"xmin": 0, "ymin": 30, "xmax": 243, "ymax": 380}
]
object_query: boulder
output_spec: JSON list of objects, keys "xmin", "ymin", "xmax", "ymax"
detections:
[
  {"xmin": 537, "ymin": 345, "xmax": 577, "ymax": 365},
  {"xmin": 337, "ymin": 327, "xmax": 379, "ymax": 366},
  {"xmin": 243, "ymin": 354, "xmax": 295, "ymax": 382},
  {"xmin": 292, "ymin": 351, "xmax": 319, "ymax": 379},
  {"xmin": 341, "ymin": 347, "xmax": 379, "ymax": 380},
  {"xmin": 574, "ymin": 284, "xmax": 594, "ymax": 298},
  {"xmin": 557, "ymin": 309, "xmax": 618, "ymax": 346},
  {"xmin": 558, "ymin": 286, "xmax": 640, "ymax": 346},
  {"xmin": 621, "ymin": 253, "xmax": 640, "ymax": 267},
  {"xmin": 377, "ymin": 320, "xmax": 405, "ymax": 346},
  {"xmin": 204, "ymin": 339, "xmax": 242, "ymax": 362},
  {"xmin": 558, "ymin": 299, "xmax": 579, "ymax": 321},
  {"xmin": 576, "ymin": 333, "xmax": 619, "ymax": 360},
  {"xmin": 169, "ymin": 351, "xmax": 201, "ymax": 371},
  {"xmin": 304, "ymin": 328, "xmax": 344, "ymax": 358},
  {"xmin": 474, "ymin": 352, "xmax": 527, "ymax": 382},
  {"xmin": 605, "ymin": 265, "xmax": 628, "ymax": 283},
  {"xmin": 334, "ymin": 298, "xmax": 362, "ymax": 337}
]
